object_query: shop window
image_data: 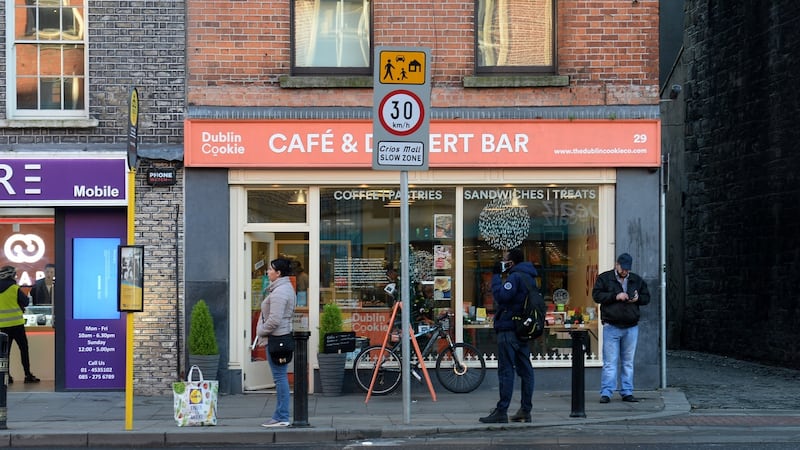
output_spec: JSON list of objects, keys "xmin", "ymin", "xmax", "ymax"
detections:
[
  {"xmin": 475, "ymin": 0, "xmax": 555, "ymax": 74},
  {"xmin": 9, "ymin": 0, "xmax": 87, "ymax": 118},
  {"xmin": 319, "ymin": 187, "xmax": 455, "ymax": 346},
  {"xmin": 0, "ymin": 216, "xmax": 55, "ymax": 291},
  {"xmin": 247, "ymin": 190, "xmax": 308, "ymax": 224},
  {"xmin": 292, "ymin": 0, "xmax": 372, "ymax": 75},
  {"xmin": 462, "ymin": 185, "xmax": 599, "ymax": 360}
]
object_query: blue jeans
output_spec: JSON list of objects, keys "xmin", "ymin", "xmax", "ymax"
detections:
[
  {"xmin": 495, "ymin": 330, "xmax": 534, "ymax": 413},
  {"xmin": 267, "ymin": 356, "xmax": 291, "ymax": 422},
  {"xmin": 601, "ymin": 323, "xmax": 638, "ymax": 398}
]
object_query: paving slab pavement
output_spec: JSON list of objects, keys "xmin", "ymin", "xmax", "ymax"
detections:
[
  {"xmin": 0, "ymin": 385, "xmax": 689, "ymax": 448},
  {"xmin": 7, "ymin": 350, "xmax": 797, "ymax": 447}
]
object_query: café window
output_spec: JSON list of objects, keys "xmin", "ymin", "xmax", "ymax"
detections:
[
  {"xmin": 292, "ymin": 0, "xmax": 372, "ymax": 75},
  {"xmin": 247, "ymin": 190, "xmax": 308, "ymax": 224},
  {"xmin": 9, "ymin": 0, "xmax": 87, "ymax": 118},
  {"xmin": 462, "ymin": 185, "xmax": 599, "ymax": 360},
  {"xmin": 475, "ymin": 0, "xmax": 555, "ymax": 74},
  {"xmin": 319, "ymin": 187, "xmax": 455, "ymax": 345}
]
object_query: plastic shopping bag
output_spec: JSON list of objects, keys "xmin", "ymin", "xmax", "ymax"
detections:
[{"xmin": 173, "ymin": 365, "xmax": 219, "ymax": 426}]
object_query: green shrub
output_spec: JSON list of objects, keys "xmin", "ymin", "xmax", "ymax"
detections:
[
  {"xmin": 188, "ymin": 299, "xmax": 219, "ymax": 355},
  {"xmin": 319, "ymin": 303, "xmax": 344, "ymax": 353}
]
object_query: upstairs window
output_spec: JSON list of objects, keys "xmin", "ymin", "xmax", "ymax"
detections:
[
  {"xmin": 7, "ymin": 0, "xmax": 88, "ymax": 119},
  {"xmin": 476, "ymin": 0, "xmax": 555, "ymax": 74},
  {"xmin": 292, "ymin": 0, "xmax": 372, "ymax": 75}
]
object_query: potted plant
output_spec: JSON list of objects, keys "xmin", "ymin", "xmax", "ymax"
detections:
[
  {"xmin": 188, "ymin": 299, "xmax": 220, "ymax": 380},
  {"xmin": 317, "ymin": 302, "xmax": 346, "ymax": 396}
]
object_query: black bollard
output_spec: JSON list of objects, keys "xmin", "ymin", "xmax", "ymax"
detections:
[
  {"xmin": 569, "ymin": 329, "xmax": 588, "ymax": 418},
  {"xmin": 291, "ymin": 331, "xmax": 311, "ymax": 428},
  {"xmin": 0, "ymin": 331, "xmax": 8, "ymax": 429}
]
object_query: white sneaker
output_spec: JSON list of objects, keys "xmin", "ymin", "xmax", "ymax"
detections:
[{"xmin": 261, "ymin": 418, "xmax": 290, "ymax": 428}]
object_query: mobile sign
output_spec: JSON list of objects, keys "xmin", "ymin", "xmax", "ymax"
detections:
[{"xmin": 372, "ymin": 47, "xmax": 431, "ymax": 171}]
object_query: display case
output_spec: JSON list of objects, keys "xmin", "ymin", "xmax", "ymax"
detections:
[
  {"xmin": 463, "ymin": 221, "xmax": 600, "ymax": 362},
  {"xmin": 410, "ymin": 237, "xmax": 454, "ymax": 319},
  {"xmin": 528, "ymin": 226, "xmax": 569, "ymax": 303}
]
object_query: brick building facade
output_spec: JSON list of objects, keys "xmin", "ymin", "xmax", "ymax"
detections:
[
  {"xmin": 0, "ymin": 1, "xmax": 185, "ymax": 394},
  {"xmin": 187, "ymin": 1, "xmax": 657, "ymax": 106},
  {"xmin": 185, "ymin": 0, "xmax": 664, "ymax": 394},
  {"xmin": 0, "ymin": 0, "xmax": 665, "ymax": 395}
]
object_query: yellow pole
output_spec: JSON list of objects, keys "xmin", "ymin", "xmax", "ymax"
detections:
[{"xmin": 125, "ymin": 169, "xmax": 135, "ymax": 430}]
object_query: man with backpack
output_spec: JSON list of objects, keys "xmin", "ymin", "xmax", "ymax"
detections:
[{"xmin": 479, "ymin": 248, "xmax": 537, "ymax": 424}]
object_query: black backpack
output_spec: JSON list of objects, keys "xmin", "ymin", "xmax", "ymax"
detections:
[{"xmin": 511, "ymin": 274, "xmax": 546, "ymax": 341}]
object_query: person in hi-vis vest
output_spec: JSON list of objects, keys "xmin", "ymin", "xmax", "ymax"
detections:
[{"xmin": 0, "ymin": 265, "xmax": 40, "ymax": 383}]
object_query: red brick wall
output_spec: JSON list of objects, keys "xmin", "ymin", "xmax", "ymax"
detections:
[{"xmin": 187, "ymin": 0, "xmax": 659, "ymax": 107}]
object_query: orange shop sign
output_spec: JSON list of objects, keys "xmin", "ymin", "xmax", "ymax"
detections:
[{"xmin": 184, "ymin": 119, "xmax": 661, "ymax": 168}]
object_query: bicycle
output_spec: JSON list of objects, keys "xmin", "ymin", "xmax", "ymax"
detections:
[{"xmin": 353, "ymin": 311, "xmax": 486, "ymax": 395}]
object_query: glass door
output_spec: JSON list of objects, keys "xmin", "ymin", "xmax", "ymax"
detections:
[
  {"xmin": 242, "ymin": 233, "xmax": 310, "ymax": 391},
  {"xmin": 243, "ymin": 233, "xmax": 274, "ymax": 390}
]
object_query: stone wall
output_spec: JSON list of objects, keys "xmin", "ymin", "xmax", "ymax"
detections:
[{"xmin": 680, "ymin": 1, "xmax": 800, "ymax": 367}]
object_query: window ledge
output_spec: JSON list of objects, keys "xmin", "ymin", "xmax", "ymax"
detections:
[
  {"xmin": 279, "ymin": 75, "xmax": 373, "ymax": 89},
  {"xmin": 0, "ymin": 118, "xmax": 99, "ymax": 128},
  {"xmin": 463, "ymin": 75, "xmax": 570, "ymax": 88}
]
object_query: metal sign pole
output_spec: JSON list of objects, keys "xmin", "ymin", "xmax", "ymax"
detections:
[
  {"xmin": 400, "ymin": 171, "xmax": 411, "ymax": 424},
  {"xmin": 372, "ymin": 46, "xmax": 430, "ymax": 425}
]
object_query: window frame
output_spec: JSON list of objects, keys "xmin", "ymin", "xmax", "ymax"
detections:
[
  {"xmin": 290, "ymin": 0, "xmax": 374, "ymax": 76},
  {"xmin": 5, "ymin": 0, "xmax": 89, "ymax": 120},
  {"xmin": 474, "ymin": 0, "xmax": 557, "ymax": 75}
]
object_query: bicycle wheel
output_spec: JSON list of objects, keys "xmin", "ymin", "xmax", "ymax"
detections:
[
  {"xmin": 435, "ymin": 343, "xmax": 486, "ymax": 393},
  {"xmin": 352, "ymin": 345, "xmax": 402, "ymax": 395}
]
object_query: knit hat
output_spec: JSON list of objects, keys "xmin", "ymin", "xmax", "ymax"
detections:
[{"xmin": 0, "ymin": 265, "xmax": 16, "ymax": 280}]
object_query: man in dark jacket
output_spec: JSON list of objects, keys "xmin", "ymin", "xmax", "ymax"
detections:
[
  {"xmin": 479, "ymin": 248, "xmax": 536, "ymax": 424},
  {"xmin": 31, "ymin": 263, "xmax": 55, "ymax": 305},
  {"xmin": 592, "ymin": 253, "xmax": 650, "ymax": 403}
]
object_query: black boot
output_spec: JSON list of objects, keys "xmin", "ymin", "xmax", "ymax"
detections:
[
  {"xmin": 24, "ymin": 374, "xmax": 40, "ymax": 383},
  {"xmin": 7, "ymin": 375, "xmax": 12, "ymax": 384},
  {"xmin": 479, "ymin": 408, "xmax": 508, "ymax": 423},
  {"xmin": 509, "ymin": 409, "xmax": 532, "ymax": 423}
]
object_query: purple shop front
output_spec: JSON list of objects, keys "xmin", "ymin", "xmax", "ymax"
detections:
[
  {"xmin": 63, "ymin": 211, "xmax": 129, "ymax": 390},
  {"xmin": 1, "ymin": 154, "xmax": 130, "ymax": 390},
  {"xmin": 65, "ymin": 236, "xmax": 126, "ymax": 389},
  {"xmin": 0, "ymin": 155, "xmax": 128, "ymax": 206}
]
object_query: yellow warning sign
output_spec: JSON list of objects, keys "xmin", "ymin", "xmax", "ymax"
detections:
[{"xmin": 378, "ymin": 51, "xmax": 426, "ymax": 85}]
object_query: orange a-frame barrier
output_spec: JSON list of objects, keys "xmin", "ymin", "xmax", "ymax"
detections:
[{"xmin": 364, "ymin": 301, "xmax": 436, "ymax": 403}]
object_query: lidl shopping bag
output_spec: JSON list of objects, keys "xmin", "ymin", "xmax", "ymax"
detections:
[{"xmin": 173, "ymin": 365, "xmax": 219, "ymax": 426}]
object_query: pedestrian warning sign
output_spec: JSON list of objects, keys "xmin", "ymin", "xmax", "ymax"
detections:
[
  {"xmin": 373, "ymin": 46, "xmax": 430, "ymax": 171},
  {"xmin": 378, "ymin": 50, "xmax": 426, "ymax": 85}
]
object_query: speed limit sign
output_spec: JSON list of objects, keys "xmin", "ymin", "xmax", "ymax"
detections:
[
  {"xmin": 378, "ymin": 90, "xmax": 425, "ymax": 136},
  {"xmin": 373, "ymin": 46, "xmax": 430, "ymax": 171}
]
